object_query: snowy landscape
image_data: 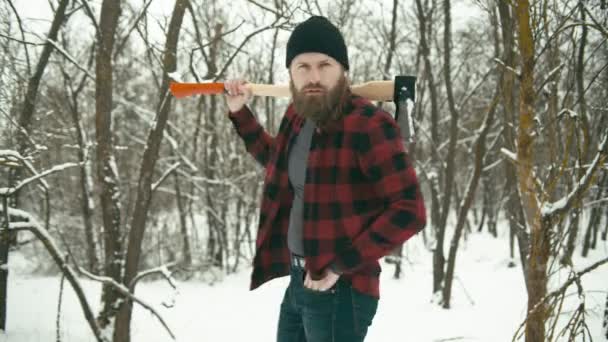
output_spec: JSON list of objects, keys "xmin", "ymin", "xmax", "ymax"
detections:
[
  {"xmin": 1, "ymin": 0, "xmax": 607, "ymax": 341},
  {"xmin": 3, "ymin": 226, "xmax": 607, "ymax": 342}
]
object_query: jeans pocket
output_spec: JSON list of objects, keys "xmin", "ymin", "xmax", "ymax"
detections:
[{"xmin": 350, "ymin": 288, "xmax": 378, "ymax": 337}]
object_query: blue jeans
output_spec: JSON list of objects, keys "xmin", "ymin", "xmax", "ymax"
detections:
[{"xmin": 276, "ymin": 265, "xmax": 378, "ymax": 342}]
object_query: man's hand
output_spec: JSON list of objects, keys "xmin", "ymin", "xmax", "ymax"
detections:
[
  {"xmin": 304, "ymin": 268, "xmax": 340, "ymax": 292},
  {"xmin": 224, "ymin": 79, "xmax": 252, "ymax": 114}
]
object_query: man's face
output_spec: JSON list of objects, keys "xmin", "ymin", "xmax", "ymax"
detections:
[{"xmin": 289, "ymin": 52, "xmax": 349, "ymax": 125}]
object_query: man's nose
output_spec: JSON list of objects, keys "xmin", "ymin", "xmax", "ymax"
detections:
[{"xmin": 308, "ymin": 67, "xmax": 321, "ymax": 83}]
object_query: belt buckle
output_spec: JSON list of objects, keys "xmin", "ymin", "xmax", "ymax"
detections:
[{"xmin": 292, "ymin": 254, "xmax": 305, "ymax": 268}]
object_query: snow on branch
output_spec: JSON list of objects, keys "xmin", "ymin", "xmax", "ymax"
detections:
[
  {"xmin": 0, "ymin": 150, "xmax": 27, "ymax": 167},
  {"xmin": 493, "ymin": 58, "xmax": 520, "ymax": 78},
  {"xmin": 541, "ymin": 132, "xmax": 608, "ymax": 218},
  {"xmin": 77, "ymin": 268, "xmax": 176, "ymax": 340},
  {"xmin": 4, "ymin": 208, "xmax": 107, "ymax": 342},
  {"xmin": 45, "ymin": 38, "xmax": 94, "ymax": 79},
  {"xmin": 129, "ymin": 261, "xmax": 180, "ymax": 289},
  {"xmin": 3, "ymin": 209, "xmax": 177, "ymax": 341},
  {"xmin": 0, "ymin": 161, "xmax": 82, "ymax": 196},
  {"xmin": 151, "ymin": 162, "xmax": 181, "ymax": 192},
  {"xmin": 500, "ymin": 147, "xmax": 517, "ymax": 162}
]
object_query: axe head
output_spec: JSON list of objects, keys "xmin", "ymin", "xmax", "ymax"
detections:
[
  {"xmin": 393, "ymin": 76, "xmax": 416, "ymax": 115},
  {"xmin": 393, "ymin": 75, "xmax": 417, "ymax": 144},
  {"xmin": 393, "ymin": 76, "xmax": 416, "ymax": 120}
]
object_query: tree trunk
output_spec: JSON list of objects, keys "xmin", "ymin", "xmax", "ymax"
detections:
[
  {"xmin": 477, "ymin": 177, "xmax": 489, "ymax": 233},
  {"xmin": 174, "ymin": 172, "xmax": 192, "ymax": 266},
  {"xmin": 582, "ymin": 171, "xmax": 607, "ymax": 256},
  {"xmin": 603, "ymin": 291, "xmax": 608, "ymax": 339},
  {"xmin": 13, "ymin": 0, "xmax": 70, "ymax": 183},
  {"xmin": 95, "ymin": 0, "xmax": 124, "ymax": 330},
  {"xmin": 442, "ymin": 89, "xmax": 498, "ymax": 308},
  {"xmin": 561, "ymin": 207, "xmax": 580, "ymax": 265},
  {"xmin": 434, "ymin": 0, "xmax": 460, "ymax": 299},
  {"xmin": 602, "ymin": 205, "xmax": 608, "ymax": 241},
  {"xmin": 1, "ymin": 0, "xmax": 70, "ymax": 329},
  {"xmin": 515, "ymin": 2, "xmax": 550, "ymax": 341},
  {"xmin": 498, "ymin": 0, "xmax": 529, "ymax": 283},
  {"xmin": 415, "ymin": 0, "xmax": 444, "ymax": 296},
  {"xmin": 0, "ymin": 197, "xmax": 9, "ymax": 330},
  {"xmin": 206, "ymin": 96, "xmax": 223, "ymax": 269},
  {"xmin": 114, "ymin": 1, "xmax": 189, "ymax": 341},
  {"xmin": 66, "ymin": 65, "xmax": 100, "ymax": 274}
]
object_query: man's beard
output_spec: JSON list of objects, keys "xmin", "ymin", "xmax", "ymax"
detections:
[{"xmin": 290, "ymin": 74, "xmax": 350, "ymax": 128}]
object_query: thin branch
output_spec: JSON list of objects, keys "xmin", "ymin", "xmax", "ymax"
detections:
[
  {"xmin": 246, "ymin": 0, "xmax": 288, "ymax": 19},
  {"xmin": 77, "ymin": 268, "xmax": 176, "ymax": 340},
  {"xmin": 493, "ymin": 58, "xmax": 520, "ymax": 78},
  {"xmin": 541, "ymin": 131, "xmax": 608, "ymax": 218},
  {"xmin": 0, "ymin": 161, "xmax": 82, "ymax": 196},
  {"xmin": 0, "ymin": 33, "xmax": 41, "ymax": 46},
  {"xmin": 129, "ymin": 261, "xmax": 180, "ymax": 289},
  {"xmin": 6, "ymin": 0, "xmax": 32, "ymax": 73},
  {"xmin": 213, "ymin": 20, "xmax": 289, "ymax": 81},
  {"xmin": 78, "ymin": 0, "xmax": 100, "ymax": 40},
  {"xmin": 581, "ymin": 4, "xmax": 608, "ymax": 38},
  {"xmin": 46, "ymin": 38, "xmax": 94, "ymax": 79},
  {"xmin": 151, "ymin": 162, "xmax": 181, "ymax": 192},
  {"xmin": 114, "ymin": 0, "xmax": 155, "ymax": 59},
  {"xmin": 3, "ymin": 209, "xmax": 106, "ymax": 342},
  {"xmin": 536, "ymin": 63, "xmax": 565, "ymax": 94}
]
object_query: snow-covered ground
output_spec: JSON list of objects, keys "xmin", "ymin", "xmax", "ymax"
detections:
[{"xmin": 2, "ymin": 231, "xmax": 606, "ymax": 342}]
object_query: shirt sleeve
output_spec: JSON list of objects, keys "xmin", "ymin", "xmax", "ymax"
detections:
[
  {"xmin": 332, "ymin": 112, "xmax": 427, "ymax": 274},
  {"xmin": 228, "ymin": 106, "xmax": 274, "ymax": 167}
]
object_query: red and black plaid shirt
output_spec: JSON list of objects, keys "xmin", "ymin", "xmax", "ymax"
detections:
[{"xmin": 228, "ymin": 94, "xmax": 426, "ymax": 298}]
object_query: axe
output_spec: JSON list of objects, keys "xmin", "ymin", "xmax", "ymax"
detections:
[
  {"xmin": 169, "ymin": 77, "xmax": 417, "ymax": 144},
  {"xmin": 170, "ymin": 76, "xmax": 417, "ymax": 149},
  {"xmin": 169, "ymin": 80, "xmax": 397, "ymax": 101}
]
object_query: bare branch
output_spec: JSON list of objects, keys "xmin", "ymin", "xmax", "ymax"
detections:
[
  {"xmin": 129, "ymin": 261, "xmax": 180, "ymax": 289},
  {"xmin": 213, "ymin": 19, "xmax": 290, "ymax": 82},
  {"xmin": 0, "ymin": 33, "xmax": 41, "ymax": 46},
  {"xmin": 77, "ymin": 0, "xmax": 100, "ymax": 39},
  {"xmin": 493, "ymin": 58, "xmax": 520, "ymax": 78},
  {"xmin": 114, "ymin": 0, "xmax": 154, "ymax": 59},
  {"xmin": 541, "ymin": 131, "xmax": 608, "ymax": 219},
  {"xmin": 151, "ymin": 162, "xmax": 181, "ymax": 192},
  {"xmin": 6, "ymin": 0, "xmax": 32, "ymax": 73},
  {"xmin": 0, "ymin": 161, "xmax": 82, "ymax": 196},
  {"xmin": 3, "ymin": 208, "xmax": 106, "ymax": 342},
  {"xmin": 46, "ymin": 38, "xmax": 94, "ymax": 79},
  {"xmin": 77, "ymin": 268, "xmax": 176, "ymax": 340},
  {"xmin": 246, "ymin": 0, "xmax": 288, "ymax": 19}
]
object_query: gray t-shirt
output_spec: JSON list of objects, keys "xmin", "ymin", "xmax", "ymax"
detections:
[{"xmin": 287, "ymin": 119, "xmax": 315, "ymax": 256}]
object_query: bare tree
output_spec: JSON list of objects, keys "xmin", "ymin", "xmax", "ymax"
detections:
[
  {"xmin": 514, "ymin": 1, "xmax": 608, "ymax": 340},
  {"xmin": 95, "ymin": 0, "xmax": 124, "ymax": 330},
  {"xmin": 113, "ymin": 1, "xmax": 189, "ymax": 341},
  {"xmin": 1, "ymin": 0, "xmax": 70, "ymax": 331}
]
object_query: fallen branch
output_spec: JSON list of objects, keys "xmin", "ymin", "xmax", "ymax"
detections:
[
  {"xmin": 77, "ymin": 268, "xmax": 176, "ymax": 340},
  {"xmin": 4, "ymin": 210, "xmax": 106, "ymax": 342}
]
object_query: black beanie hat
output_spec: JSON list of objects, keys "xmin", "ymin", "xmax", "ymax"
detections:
[{"xmin": 286, "ymin": 16, "xmax": 349, "ymax": 70}]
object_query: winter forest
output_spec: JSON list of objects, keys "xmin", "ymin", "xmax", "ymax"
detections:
[{"xmin": 0, "ymin": 0, "xmax": 607, "ymax": 341}]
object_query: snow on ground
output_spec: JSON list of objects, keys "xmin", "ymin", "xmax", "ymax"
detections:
[{"xmin": 1, "ymin": 231, "xmax": 606, "ymax": 342}]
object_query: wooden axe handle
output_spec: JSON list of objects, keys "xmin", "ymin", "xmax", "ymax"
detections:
[{"xmin": 170, "ymin": 81, "xmax": 394, "ymax": 101}]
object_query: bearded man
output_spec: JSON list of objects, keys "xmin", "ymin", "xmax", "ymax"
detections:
[{"xmin": 224, "ymin": 15, "xmax": 426, "ymax": 342}]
